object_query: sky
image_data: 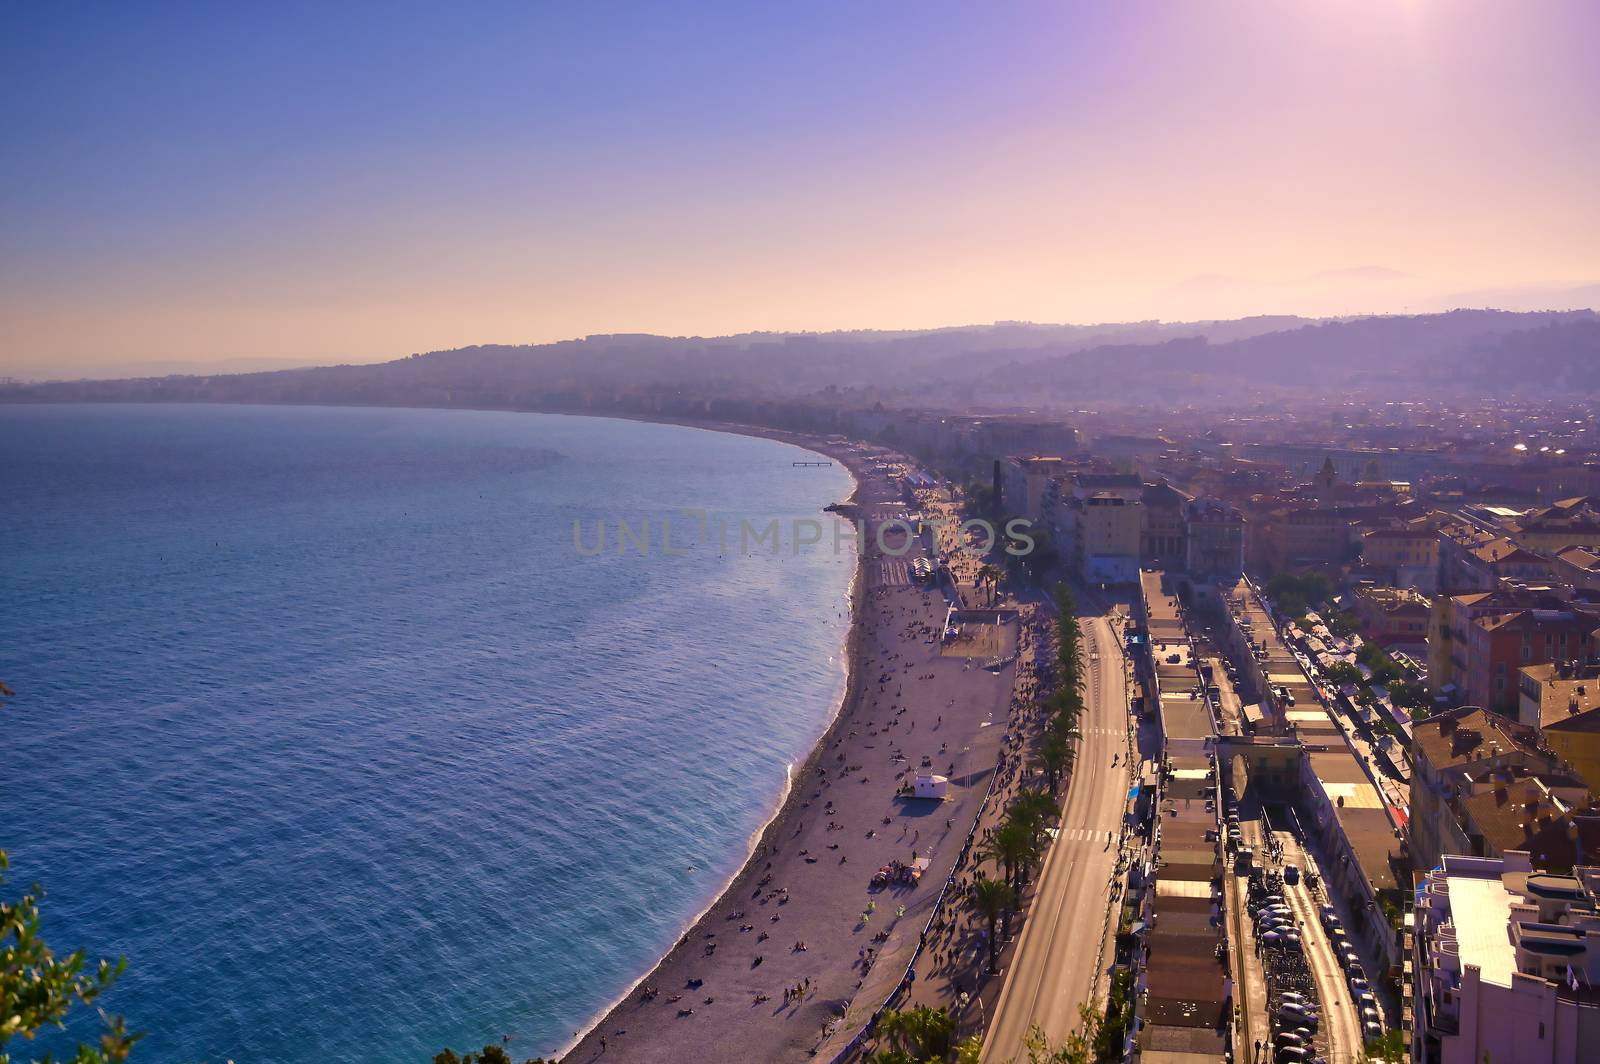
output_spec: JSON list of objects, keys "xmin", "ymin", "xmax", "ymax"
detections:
[{"xmin": 3, "ymin": 0, "xmax": 1599, "ymax": 378}]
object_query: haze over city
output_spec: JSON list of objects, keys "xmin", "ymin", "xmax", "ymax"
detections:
[
  {"xmin": 4, "ymin": 0, "xmax": 1600, "ymax": 379},
  {"xmin": 11, "ymin": 6, "xmax": 1600, "ymax": 1064}
]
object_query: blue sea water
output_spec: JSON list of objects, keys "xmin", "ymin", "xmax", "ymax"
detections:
[{"xmin": 0, "ymin": 404, "xmax": 855, "ymax": 1063}]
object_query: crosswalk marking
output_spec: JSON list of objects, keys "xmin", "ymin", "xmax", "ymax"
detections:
[{"xmin": 1061, "ymin": 828, "xmax": 1114, "ymax": 843}]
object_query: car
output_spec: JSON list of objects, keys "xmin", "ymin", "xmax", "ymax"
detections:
[
  {"xmin": 1281, "ymin": 933, "xmax": 1303, "ymax": 951},
  {"xmin": 1361, "ymin": 1006, "xmax": 1381, "ymax": 1025},
  {"xmin": 1275, "ymin": 1048, "xmax": 1310, "ymax": 1064},
  {"xmin": 1274, "ymin": 1032, "xmax": 1306, "ymax": 1048},
  {"xmin": 1260, "ymin": 930, "xmax": 1283, "ymax": 945},
  {"xmin": 1284, "ymin": 864, "xmax": 1300, "ymax": 885},
  {"xmin": 1318, "ymin": 904, "xmax": 1336, "ymax": 922},
  {"xmin": 1277, "ymin": 1004, "xmax": 1318, "ymax": 1030},
  {"xmin": 1350, "ymin": 977, "xmax": 1371, "ymax": 994},
  {"xmin": 1363, "ymin": 1020, "xmax": 1384, "ymax": 1041},
  {"xmin": 1278, "ymin": 992, "xmax": 1310, "ymax": 1005}
]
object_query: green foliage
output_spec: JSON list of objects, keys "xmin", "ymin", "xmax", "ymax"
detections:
[
  {"xmin": 966, "ymin": 878, "xmax": 1017, "ymax": 974},
  {"xmin": 1093, "ymin": 970, "xmax": 1133, "ymax": 1060},
  {"xmin": 1322, "ymin": 661, "xmax": 1363, "ymax": 687},
  {"xmin": 1006, "ymin": 791, "xmax": 1060, "ymax": 850},
  {"xmin": 1325, "ymin": 609, "xmax": 1362, "ymax": 639},
  {"xmin": 1266, "ymin": 570, "xmax": 1333, "ymax": 618},
  {"xmin": 1357, "ymin": 641, "xmax": 1404, "ymax": 686},
  {"xmin": 871, "ymin": 1005, "xmax": 957, "ymax": 1063},
  {"xmin": 1390, "ymin": 680, "xmax": 1431, "ymax": 712},
  {"xmin": 3, "ymin": 678, "xmax": 139, "ymax": 1064},
  {"xmin": 979, "ymin": 822, "xmax": 1040, "ymax": 892},
  {"xmin": 1360, "ymin": 1028, "xmax": 1405, "ymax": 1063},
  {"xmin": 1021, "ymin": 1001, "xmax": 1100, "ymax": 1064},
  {"xmin": 433, "ymin": 1047, "xmax": 554, "ymax": 1064}
]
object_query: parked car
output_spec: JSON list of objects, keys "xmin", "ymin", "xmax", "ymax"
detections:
[{"xmin": 1284, "ymin": 863, "xmax": 1300, "ymax": 885}]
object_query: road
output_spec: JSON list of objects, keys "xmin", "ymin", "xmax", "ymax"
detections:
[
  {"xmin": 1274, "ymin": 828, "xmax": 1363, "ymax": 1064},
  {"xmin": 980, "ymin": 611, "xmax": 1131, "ymax": 1063}
]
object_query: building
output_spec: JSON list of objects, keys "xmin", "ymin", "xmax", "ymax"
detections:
[
  {"xmin": 1350, "ymin": 585, "xmax": 1432, "ymax": 648},
  {"xmin": 1428, "ymin": 588, "xmax": 1569, "ymax": 699},
  {"xmin": 1140, "ymin": 479, "xmax": 1191, "ymax": 567},
  {"xmin": 1552, "ymin": 546, "xmax": 1600, "ymax": 593},
  {"xmin": 1258, "ymin": 506, "xmax": 1358, "ymax": 572},
  {"xmin": 999, "ymin": 455, "xmax": 1067, "ymax": 522},
  {"xmin": 1514, "ymin": 497, "xmax": 1600, "ymax": 551},
  {"xmin": 1362, "ymin": 526, "xmax": 1441, "ymax": 593},
  {"xmin": 1409, "ymin": 708, "xmax": 1558, "ymax": 872},
  {"xmin": 1184, "ymin": 498, "xmax": 1244, "ymax": 581},
  {"xmin": 1522, "ymin": 663, "xmax": 1600, "ymax": 791},
  {"xmin": 1461, "ymin": 610, "xmax": 1600, "ymax": 715},
  {"xmin": 1065, "ymin": 492, "xmax": 1142, "ymax": 584},
  {"xmin": 1413, "ymin": 853, "xmax": 1600, "ymax": 1064}
]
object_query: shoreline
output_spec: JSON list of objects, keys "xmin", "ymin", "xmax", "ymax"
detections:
[
  {"xmin": 556, "ymin": 420, "xmax": 879, "ymax": 1061},
  {"xmin": 12, "ymin": 398, "xmax": 964, "ymax": 1063},
  {"xmin": 561, "ymin": 415, "xmax": 1016, "ymax": 1064}
]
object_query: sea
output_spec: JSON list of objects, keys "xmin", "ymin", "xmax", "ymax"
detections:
[{"xmin": 0, "ymin": 403, "xmax": 856, "ymax": 1063}]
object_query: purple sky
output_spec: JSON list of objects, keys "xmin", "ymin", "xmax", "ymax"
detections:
[{"xmin": 3, "ymin": 1, "xmax": 1599, "ymax": 377}]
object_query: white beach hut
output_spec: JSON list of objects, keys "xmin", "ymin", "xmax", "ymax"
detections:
[{"xmin": 912, "ymin": 771, "xmax": 949, "ymax": 800}]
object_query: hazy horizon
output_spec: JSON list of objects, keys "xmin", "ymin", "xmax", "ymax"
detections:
[{"xmin": 4, "ymin": 1, "xmax": 1599, "ymax": 378}]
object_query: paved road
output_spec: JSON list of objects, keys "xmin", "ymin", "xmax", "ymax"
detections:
[
  {"xmin": 1274, "ymin": 828, "xmax": 1363, "ymax": 1064},
  {"xmin": 980, "ymin": 613, "xmax": 1131, "ymax": 1063}
]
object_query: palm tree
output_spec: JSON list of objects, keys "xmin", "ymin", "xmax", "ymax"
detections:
[
  {"xmin": 872, "ymin": 1005, "xmax": 957, "ymax": 1063},
  {"xmin": 967, "ymin": 878, "xmax": 1018, "ymax": 974},
  {"xmin": 1039, "ymin": 730, "xmax": 1074, "ymax": 796},
  {"xmin": 1009, "ymin": 790, "xmax": 1060, "ymax": 846},
  {"xmin": 977, "ymin": 564, "xmax": 1002, "ymax": 606},
  {"xmin": 980, "ymin": 820, "xmax": 1040, "ymax": 890}
]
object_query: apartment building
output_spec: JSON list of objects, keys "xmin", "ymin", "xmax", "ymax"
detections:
[
  {"xmin": 1514, "ymin": 497, "xmax": 1600, "ymax": 552},
  {"xmin": 1412, "ymin": 853, "xmax": 1600, "ymax": 1064},
  {"xmin": 1410, "ymin": 708, "xmax": 1559, "ymax": 872},
  {"xmin": 998, "ymin": 455, "xmax": 1067, "ymax": 522},
  {"xmin": 1362, "ymin": 526, "xmax": 1441, "ymax": 593},
  {"xmin": 1461, "ymin": 609, "xmax": 1600, "ymax": 715},
  {"xmin": 1522, "ymin": 663, "xmax": 1600, "ymax": 791},
  {"xmin": 1185, "ymin": 498, "xmax": 1245, "ymax": 581}
]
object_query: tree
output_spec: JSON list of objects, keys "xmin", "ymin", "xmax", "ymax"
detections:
[
  {"xmin": 979, "ymin": 821, "xmax": 1039, "ymax": 891},
  {"xmin": 872, "ymin": 1005, "xmax": 956, "ymax": 1063},
  {"xmin": 966, "ymin": 879, "xmax": 1017, "ymax": 974},
  {"xmin": 1322, "ymin": 661, "xmax": 1363, "ymax": 688},
  {"xmin": 1389, "ymin": 680, "xmax": 1430, "ymax": 711},
  {"xmin": 1007, "ymin": 791, "xmax": 1060, "ymax": 849},
  {"xmin": 3, "ymin": 679, "xmax": 140, "ymax": 1064},
  {"xmin": 1039, "ymin": 730, "xmax": 1074, "ymax": 797},
  {"xmin": 434, "ymin": 1047, "xmax": 555, "ymax": 1064},
  {"xmin": 1359, "ymin": 1029, "xmax": 1405, "ymax": 1063},
  {"xmin": 977, "ymin": 565, "xmax": 1003, "ymax": 606},
  {"xmin": 1021, "ymin": 1001, "xmax": 1101, "ymax": 1064}
]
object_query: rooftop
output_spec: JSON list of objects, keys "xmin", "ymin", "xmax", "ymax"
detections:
[{"xmin": 1446, "ymin": 867, "xmax": 1519, "ymax": 987}]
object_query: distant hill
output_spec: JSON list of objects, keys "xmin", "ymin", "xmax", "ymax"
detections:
[{"xmin": 3, "ymin": 309, "xmax": 1595, "ymax": 415}]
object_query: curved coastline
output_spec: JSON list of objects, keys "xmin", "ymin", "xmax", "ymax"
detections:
[{"xmin": 555, "ymin": 420, "xmax": 870, "ymax": 1059}]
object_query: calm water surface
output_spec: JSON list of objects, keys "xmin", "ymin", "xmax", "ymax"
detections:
[{"xmin": 0, "ymin": 404, "xmax": 854, "ymax": 1063}]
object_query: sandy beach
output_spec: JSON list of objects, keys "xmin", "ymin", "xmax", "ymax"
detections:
[{"xmin": 560, "ymin": 427, "xmax": 1021, "ymax": 1064}]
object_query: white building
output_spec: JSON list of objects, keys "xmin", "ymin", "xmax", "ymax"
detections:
[{"xmin": 1412, "ymin": 852, "xmax": 1600, "ymax": 1064}]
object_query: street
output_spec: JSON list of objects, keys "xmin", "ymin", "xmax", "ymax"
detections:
[{"xmin": 980, "ymin": 611, "xmax": 1132, "ymax": 1063}]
